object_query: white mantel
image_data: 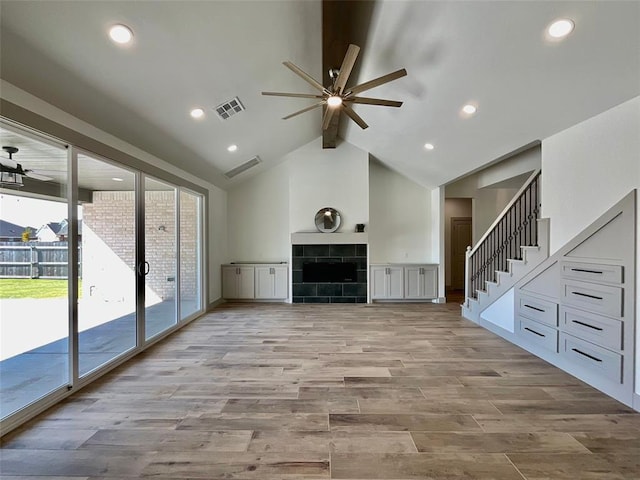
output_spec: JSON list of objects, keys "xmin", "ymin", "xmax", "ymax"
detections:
[{"xmin": 291, "ymin": 232, "xmax": 369, "ymax": 245}]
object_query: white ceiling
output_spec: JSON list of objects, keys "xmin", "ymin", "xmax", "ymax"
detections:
[{"xmin": 1, "ymin": 1, "xmax": 639, "ymax": 190}]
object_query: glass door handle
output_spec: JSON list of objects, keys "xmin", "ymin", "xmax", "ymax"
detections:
[{"xmin": 138, "ymin": 261, "xmax": 150, "ymax": 276}]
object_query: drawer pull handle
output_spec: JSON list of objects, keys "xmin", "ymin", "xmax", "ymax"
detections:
[
  {"xmin": 524, "ymin": 304, "xmax": 545, "ymax": 312},
  {"xmin": 572, "ymin": 348, "xmax": 602, "ymax": 363},
  {"xmin": 571, "ymin": 268, "xmax": 603, "ymax": 275},
  {"xmin": 571, "ymin": 291, "xmax": 603, "ymax": 300},
  {"xmin": 572, "ymin": 320, "xmax": 603, "ymax": 331},
  {"xmin": 524, "ymin": 327, "xmax": 545, "ymax": 338}
]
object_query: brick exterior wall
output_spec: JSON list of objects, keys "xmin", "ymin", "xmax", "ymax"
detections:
[{"xmin": 82, "ymin": 190, "xmax": 198, "ymax": 302}]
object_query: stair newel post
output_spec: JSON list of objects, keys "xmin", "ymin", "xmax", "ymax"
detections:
[{"xmin": 465, "ymin": 245, "xmax": 472, "ymax": 302}]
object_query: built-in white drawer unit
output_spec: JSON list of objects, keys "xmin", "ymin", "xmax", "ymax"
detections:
[
  {"xmin": 559, "ymin": 333, "xmax": 623, "ymax": 383},
  {"xmin": 518, "ymin": 317, "xmax": 558, "ymax": 353},
  {"xmin": 560, "ymin": 307, "xmax": 623, "ymax": 351},
  {"xmin": 517, "ymin": 294, "xmax": 558, "ymax": 327},
  {"xmin": 561, "ymin": 280, "xmax": 622, "ymax": 318},
  {"xmin": 560, "ymin": 261, "xmax": 623, "ymax": 285}
]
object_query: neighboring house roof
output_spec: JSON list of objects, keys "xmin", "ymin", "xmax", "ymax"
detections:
[
  {"xmin": 0, "ymin": 219, "xmax": 28, "ymax": 239},
  {"xmin": 56, "ymin": 219, "xmax": 81, "ymax": 237}
]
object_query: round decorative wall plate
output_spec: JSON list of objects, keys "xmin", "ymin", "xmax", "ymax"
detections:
[{"xmin": 315, "ymin": 207, "xmax": 341, "ymax": 233}]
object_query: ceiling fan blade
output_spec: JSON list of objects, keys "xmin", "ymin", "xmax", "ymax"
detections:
[
  {"xmin": 322, "ymin": 106, "xmax": 337, "ymax": 130},
  {"xmin": 24, "ymin": 171, "xmax": 53, "ymax": 181},
  {"xmin": 283, "ymin": 61, "xmax": 327, "ymax": 93},
  {"xmin": 262, "ymin": 91, "xmax": 324, "ymax": 99},
  {"xmin": 0, "ymin": 158, "xmax": 18, "ymax": 169},
  {"xmin": 342, "ymin": 104, "xmax": 369, "ymax": 130},
  {"xmin": 282, "ymin": 101, "xmax": 325, "ymax": 120},
  {"xmin": 348, "ymin": 68, "xmax": 407, "ymax": 96},
  {"xmin": 347, "ymin": 96, "xmax": 403, "ymax": 107},
  {"xmin": 333, "ymin": 44, "xmax": 360, "ymax": 95}
]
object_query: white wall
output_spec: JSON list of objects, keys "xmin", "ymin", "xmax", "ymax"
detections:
[
  {"xmin": 1, "ymin": 80, "xmax": 227, "ymax": 304},
  {"xmin": 446, "ymin": 145, "xmax": 540, "ymax": 243},
  {"xmin": 289, "ymin": 139, "xmax": 369, "ymax": 234},
  {"xmin": 541, "ymin": 95, "xmax": 640, "ymax": 400},
  {"xmin": 227, "ymin": 161, "xmax": 290, "ymax": 262},
  {"xmin": 369, "ymin": 160, "xmax": 432, "ymax": 263}
]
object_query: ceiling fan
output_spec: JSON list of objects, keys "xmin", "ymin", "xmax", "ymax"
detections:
[
  {"xmin": 262, "ymin": 44, "xmax": 407, "ymax": 130},
  {"xmin": 1, "ymin": 146, "xmax": 53, "ymax": 188}
]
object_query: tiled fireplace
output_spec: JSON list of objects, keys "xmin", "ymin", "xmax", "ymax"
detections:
[{"xmin": 292, "ymin": 241, "xmax": 367, "ymax": 303}]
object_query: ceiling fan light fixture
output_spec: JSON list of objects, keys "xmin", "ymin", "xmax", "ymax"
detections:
[
  {"xmin": 0, "ymin": 170, "xmax": 24, "ymax": 188},
  {"xmin": 327, "ymin": 96, "xmax": 343, "ymax": 107},
  {"xmin": 109, "ymin": 24, "xmax": 133, "ymax": 44}
]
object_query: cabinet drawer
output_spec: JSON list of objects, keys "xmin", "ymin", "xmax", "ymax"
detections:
[
  {"xmin": 561, "ymin": 280, "xmax": 622, "ymax": 318},
  {"xmin": 560, "ymin": 307, "xmax": 623, "ymax": 351},
  {"xmin": 560, "ymin": 333, "xmax": 622, "ymax": 383},
  {"xmin": 517, "ymin": 295, "xmax": 558, "ymax": 327},
  {"xmin": 560, "ymin": 261, "xmax": 622, "ymax": 285},
  {"xmin": 518, "ymin": 317, "xmax": 558, "ymax": 353}
]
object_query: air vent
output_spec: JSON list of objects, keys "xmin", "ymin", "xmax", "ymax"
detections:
[
  {"xmin": 215, "ymin": 97, "xmax": 245, "ymax": 120},
  {"xmin": 224, "ymin": 156, "xmax": 261, "ymax": 179}
]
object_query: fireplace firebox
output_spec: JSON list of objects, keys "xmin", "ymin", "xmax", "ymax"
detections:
[
  {"xmin": 292, "ymin": 243, "xmax": 367, "ymax": 303},
  {"xmin": 303, "ymin": 261, "xmax": 357, "ymax": 283}
]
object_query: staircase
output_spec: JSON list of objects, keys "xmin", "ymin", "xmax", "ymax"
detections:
[{"xmin": 462, "ymin": 170, "xmax": 549, "ymax": 322}]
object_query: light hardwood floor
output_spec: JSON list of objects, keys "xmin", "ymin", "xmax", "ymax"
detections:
[{"xmin": 2, "ymin": 301, "xmax": 639, "ymax": 479}]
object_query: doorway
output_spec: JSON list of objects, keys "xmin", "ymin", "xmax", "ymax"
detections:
[{"xmin": 445, "ymin": 198, "xmax": 473, "ymax": 299}]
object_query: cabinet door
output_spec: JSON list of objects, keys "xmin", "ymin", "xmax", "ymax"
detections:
[
  {"xmin": 388, "ymin": 267, "xmax": 404, "ymax": 299},
  {"xmin": 370, "ymin": 266, "xmax": 389, "ymax": 299},
  {"xmin": 422, "ymin": 266, "xmax": 438, "ymax": 298},
  {"xmin": 404, "ymin": 266, "xmax": 424, "ymax": 299},
  {"xmin": 255, "ymin": 266, "xmax": 288, "ymax": 299},
  {"xmin": 222, "ymin": 266, "xmax": 239, "ymax": 299},
  {"xmin": 254, "ymin": 267, "xmax": 273, "ymax": 299},
  {"xmin": 237, "ymin": 266, "xmax": 255, "ymax": 299},
  {"xmin": 272, "ymin": 266, "xmax": 288, "ymax": 299}
]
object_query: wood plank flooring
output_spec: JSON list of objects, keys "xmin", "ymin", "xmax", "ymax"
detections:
[{"xmin": 2, "ymin": 301, "xmax": 640, "ymax": 479}]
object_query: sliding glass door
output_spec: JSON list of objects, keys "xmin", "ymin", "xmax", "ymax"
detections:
[
  {"xmin": 0, "ymin": 126, "xmax": 69, "ymax": 418},
  {"xmin": 0, "ymin": 119, "xmax": 205, "ymax": 432},
  {"xmin": 144, "ymin": 176, "xmax": 177, "ymax": 340},
  {"xmin": 77, "ymin": 153, "xmax": 137, "ymax": 377}
]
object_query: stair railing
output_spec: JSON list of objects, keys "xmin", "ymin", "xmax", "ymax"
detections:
[{"xmin": 465, "ymin": 169, "xmax": 541, "ymax": 300}]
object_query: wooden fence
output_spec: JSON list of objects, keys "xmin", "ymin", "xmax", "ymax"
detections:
[{"xmin": 0, "ymin": 242, "xmax": 81, "ymax": 279}]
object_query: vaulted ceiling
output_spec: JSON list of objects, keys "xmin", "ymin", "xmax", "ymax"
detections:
[{"xmin": 1, "ymin": 1, "xmax": 638, "ymax": 190}]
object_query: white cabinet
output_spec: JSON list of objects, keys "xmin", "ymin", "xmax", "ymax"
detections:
[
  {"xmin": 371, "ymin": 264, "xmax": 438, "ymax": 301},
  {"xmin": 222, "ymin": 264, "xmax": 288, "ymax": 300},
  {"xmin": 371, "ymin": 266, "xmax": 404, "ymax": 299},
  {"xmin": 222, "ymin": 266, "xmax": 255, "ymax": 299},
  {"xmin": 404, "ymin": 266, "xmax": 438, "ymax": 299},
  {"xmin": 255, "ymin": 266, "xmax": 288, "ymax": 299}
]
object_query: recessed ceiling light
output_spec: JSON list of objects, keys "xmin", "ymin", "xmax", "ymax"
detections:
[
  {"xmin": 227, "ymin": 144, "xmax": 238, "ymax": 152},
  {"xmin": 547, "ymin": 18, "xmax": 575, "ymax": 39},
  {"xmin": 112, "ymin": 177, "xmax": 124, "ymax": 182},
  {"xmin": 462, "ymin": 104, "xmax": 477, "ymax": 115},
  {"xmin": 190, "ymin": 108, "xmax": 205, "ymax": 119},
  {"xmin": 109, "ymin": 24, "xmax": 133, "ymax": 45},
  {"xmin": 424, "ymin": 143, "xmax": 435, "ymax": 150}
]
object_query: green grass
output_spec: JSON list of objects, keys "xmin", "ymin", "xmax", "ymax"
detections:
[{"xmin": 0, "ymin": 278, "xmax": 81, "ymax": 299}]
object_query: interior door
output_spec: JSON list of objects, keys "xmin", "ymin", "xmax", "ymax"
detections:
[{"xmin": 451, "ymin": 217, "xmax": 472, "ymax": 290}]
